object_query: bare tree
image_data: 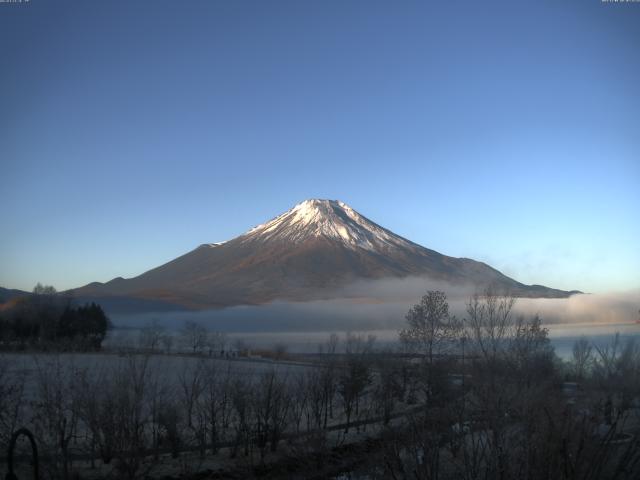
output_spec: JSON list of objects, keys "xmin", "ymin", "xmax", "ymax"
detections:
[
  {"xmin": 177, "ymin": 359, "xmax": 207, "ymax": 455},
  {"xmin": 182, "ymin": 320, "xmax": 208, "ymax": 354},
  {"xmin": 138, "ymin": 319, "xmax": 165, "ymax": 352},
  {"xmin": 327, "ymin": 332, "xmax": 339, "ymax": 354},
  {"xmin": 338, "ymin": 351, "xmax": 371, "ymax": 433},
  {"xmin": 156, "ymin": 396, "xmax": 182, "ymax": 458},
  {"xmin": 29, "ymin": 283, "xmax": 67, "ymax": 342},
  {"xmin": 593, "ymin": 334, "xmax": 640, "ymax": 416},
  {"xmin": 31, "ymin": 356, "xmax": 80, "ymax": 480},
  {"xmin": 345, "ymin": 331, "xmax": 376, "ymax": 355},
  {"xmin": 229, "ymin": 376, "xmax": 253, "ymax": 459},
  {"xmin": 593, "ymin": 333, "xmax": 623, "ymax": 381},
  {"xmin": 373, "ymin": 354, "xmax": 403, "ymax": 425},
  {"xmin": 399, "ymin": 290, "xmax": 462, "ymax": 365},
  {"xmin": 252, "ymin": 369, "xmax": 291, "ymax": 459},
  {"xmin": 201, "ymin": 360, "xmax": 233, "ymax": 454},
  {"xmin": 572, "ymin": 336, "xmax": 593, "ymax": 380},
  {"xmin": 289, "ymin": 372, "xmax": 310, "ymax": 435},
  {"xmin": 463, "ymin": 291, "xmax": 541, "ymax": 480},
  {"xmin": 76, "ymin": 365, "xmax": 114, "ymax": 465},
  {"xmin": 207, "ymin": 331, "xmax": 227, "ymax": 356},
  {"xmin": 465, "ymin": 289, "xmax": 517, "ymax": 363},
  {"xmin": 110, "ymin": 355, "xmax": 157, "ymax": 480},
  {"xmin": 617, "ymin": 337, "xmax": 640, "ymax": 410},
  {"xmin": 161, "ymin": 332, "xmax": 174, "ymax": 354},
  {"xmin": 0, "ymin": 356, "xmax": 25, "ymax": 454},
  {"xmin": 507, "ymin": 314, "xmax": 555, "ymax": 388},
  {"xmin": 305, "ymin": 368, "xmax": 327, "ymax": 431}
]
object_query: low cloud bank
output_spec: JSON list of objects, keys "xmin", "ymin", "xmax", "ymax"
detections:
[
  {"xmin": 109, "ymin": 277, "xmax": 639, "ymax": 332},
  {"xmin": 110, "ymin": 300, "xmax": 409, "ymax": 332},
  {"xmin": 515, "ymin": 290, "xmax": 640, "ymax": 325}
]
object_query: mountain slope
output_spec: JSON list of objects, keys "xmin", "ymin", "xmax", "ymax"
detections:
[
  {"xmin": 72, "ymin": 199, "xmax": 578, "ymax": 310},
  {"xmin": 0, "ymin": 286, "xmax": 29, "ymax": 304}
]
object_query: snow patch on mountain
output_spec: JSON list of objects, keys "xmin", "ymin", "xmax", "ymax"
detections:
[
  {"xmin": 239, "ymin": 199, "xmax": 418, "ymax": 252},
  {"xmin": 202, "ymin": 241, "xmax": 228, "ymax": 248}
]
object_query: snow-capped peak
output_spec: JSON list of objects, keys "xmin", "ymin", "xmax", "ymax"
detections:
[{"xmin": 240, "ymin": 199, "xmax": 415, "ymax": 251}]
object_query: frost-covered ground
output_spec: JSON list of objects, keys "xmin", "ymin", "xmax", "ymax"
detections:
[{"xmin": 1, "ymin": 352, "xmax": 313, "ymax": 404}]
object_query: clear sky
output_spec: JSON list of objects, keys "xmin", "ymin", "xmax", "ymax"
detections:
[{"xmin": 1, "ymin": 0, "xmax": 638, "ymax": 294}]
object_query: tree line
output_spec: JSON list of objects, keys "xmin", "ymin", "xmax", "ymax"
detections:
[{"xmin": 0, "ymin": 284, "xmax": 110, "ymax": 350}]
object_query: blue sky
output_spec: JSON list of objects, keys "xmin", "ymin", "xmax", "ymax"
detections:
[{"xmin": 1, "ymin": 0, "xmax": 638, "ymax": 294}]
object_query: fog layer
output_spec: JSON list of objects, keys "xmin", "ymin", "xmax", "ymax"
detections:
[{"xmin": 109, "ymin": 277, "xmax": 639, "ymax": 332}]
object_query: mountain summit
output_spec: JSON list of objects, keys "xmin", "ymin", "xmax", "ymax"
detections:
[
  {"xmin": 72, "ymin": 199, "xmax": 578, "ymax": 311},
  {"xmin": 240, "ymin": 199, "xmax": 421, "ymax": 251}
]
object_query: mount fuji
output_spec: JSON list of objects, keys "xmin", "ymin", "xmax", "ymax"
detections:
[{"xmin": 71, "ymin": 199, "xmax": 579, "ymax": 311}]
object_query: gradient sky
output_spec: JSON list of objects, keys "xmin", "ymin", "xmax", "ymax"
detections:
[{"xmin": 1, "ymin": 0, "xmax": 638, "ymax": 294}]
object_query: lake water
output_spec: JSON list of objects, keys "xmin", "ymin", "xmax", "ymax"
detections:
[
  {"xmin": 546, "ymin": 321, "xmax": 640, "ymax": 358},
  {"xmin": 229, "ymin": 322, "xmax": 640, "ymax": 358},
  {"xmin": 106, "ymin": 322, "xmax": 640, "ymax": 359}
]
